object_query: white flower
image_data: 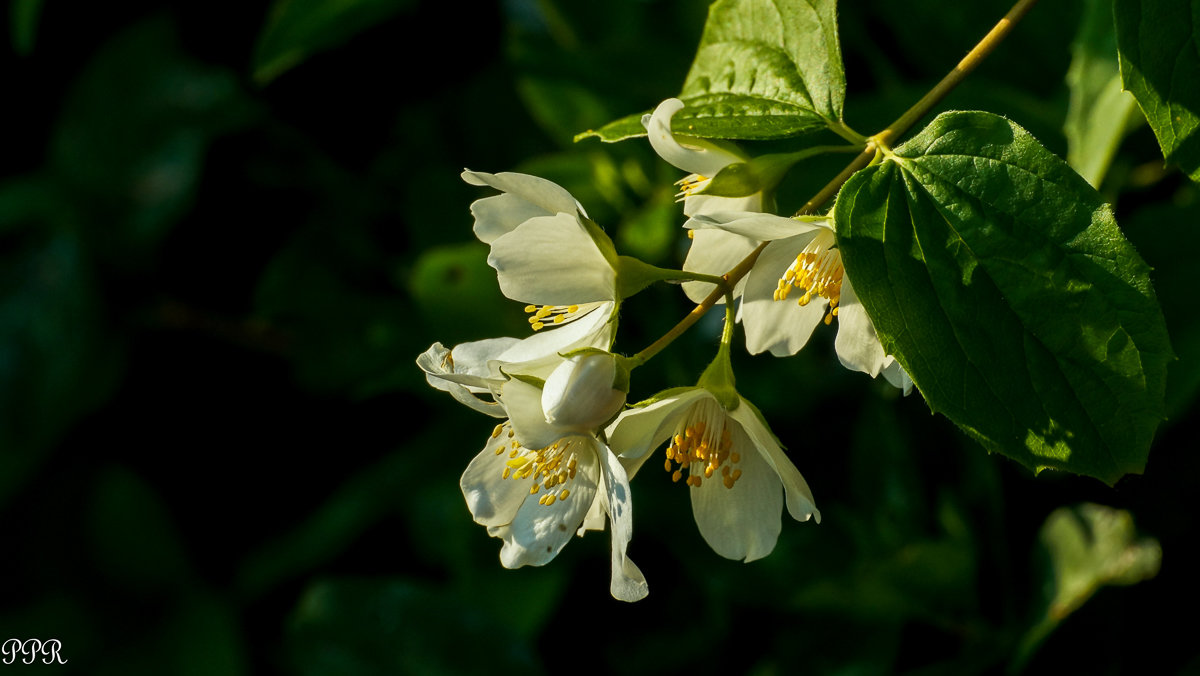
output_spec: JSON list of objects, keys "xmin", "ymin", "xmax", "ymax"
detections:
[
  {"xmin": 689, "ymin": 211, "xmax": 912, "ymax": 393},
  {"xmin": 416, "ymin": 298, "xmax": 618, "ymax": 408},
  {"xmin": 461, "ymin": 377, "xmax": 647, "ymax": 602},
  {"xmin": 642, "ymin": 98, "xmax": 765, "ymax": 305},
  {"xmin": 463, "ymin": 170, "xmax": 620, "ymax": 318},
  {"xmin": 607, "ymin": 387, "xmax": 819, "ymax": 562}
]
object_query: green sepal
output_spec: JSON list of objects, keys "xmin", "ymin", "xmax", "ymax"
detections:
[
  {"xmin": 697, "ymin": 347, "xmax": 739, "ymax": 411},
  {"xmin": 503, "ymin": 372, "xmax": 546, "ymax": 391}
]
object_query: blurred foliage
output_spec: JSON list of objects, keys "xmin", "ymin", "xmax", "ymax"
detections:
[{"xmin": 1, "ymin": 0, "xmax": 1197, "ymax": 674}]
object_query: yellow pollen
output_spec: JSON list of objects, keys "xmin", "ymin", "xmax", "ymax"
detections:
[
  {"xmin": 495, "ymin": 433, "xmax": 584, "ymax": 508},
  {"xmin": 491, "ymin": 424, "xmax": 503, "ymax": 439},
  {"xmin": 523, "ymin": 303, "xmax": 584, "ymax": 332},
  {"xmin": 774, "ymin": 229, "xmax": 844, "ymax": 325},
  {"xmin": 663, "ymin": 400, "xmax": 745, "ymax": 490}
]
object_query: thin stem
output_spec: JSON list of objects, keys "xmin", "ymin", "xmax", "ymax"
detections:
[
  {"xmin": 879, "ymin": 0, "xmax": 1040, "ymax": 147},
  {"xmin": 630, "ymin": 241, "xmax": 768, "ymax": 365},
  {"xmin": 794, "ymin": 0, "xmax": 1038, "ymax": 217},
  {"xmin": 633, "ymin": 0, "xmax": 1039, "ymax": 361}
]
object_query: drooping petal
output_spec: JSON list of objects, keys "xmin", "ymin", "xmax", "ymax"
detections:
[
  {"xmin": 487, "ymin": 213, "xmax": 616, "ymax": 305},
  {"xmin": 462, "ymin": 170, "xmax": 582, "ymax": 243},
  {"xmin": 833, "ymin": 275, "xmax": 889, "ymax": 377},
  {"xmin": 596, "ymin": 444, "xmax": 649, "ymax": 601},
  {"xmin": 641, "ymin": 98, "xmax": 745, "ymax": 177},
  {"xmin": 741, "ymin": 237, "xmax": 827, "ymax": 356},
  {"xmin": 689, "ymin": 419, "xmax": 783, "ymax": 562},
  {"xmin": 460, "ymin": 422, "xmax": 534, "ymax": 527},
  {"xmin": 688, "ymin": 212, "xmax": 826, "ymax": 241},
  {"xmin": 542, "ymin": 353, "xmax": 626, "ymax": 432},
  {"xmin": 729, "ymin": 398, "xmax": 820, "ymax": 524},
  {"xmin": 606, "ymin": 387, "xmax": 710, "ymax": 466},
  {"xmin": 495, "ymin": 437, "xmax": 600, "ymax": 568},
  {"xmin": 681, "ymin": 229, "xmax": 760, "ymax": 304},
  {"xmin": 416, "ymin": 341, "xmax": 513, "ymax": 417}
]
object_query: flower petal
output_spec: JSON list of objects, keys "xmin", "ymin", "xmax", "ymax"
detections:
[
  {"xmin": 460, "ymin": 422, "xmax": 534, "ymax": 527},
  {"xmin": 882, "ymin": 357, "xmax": 914, "ymax": 395},
  {"xmin": 500, "ymin": 377, "xmax": 562, "ymax": 450},
  {"xmin": 681, "ymin": 229, "xmax": 759, "ymax": 304},
  {"xmin": 542, "ymin": 354, "xmax": 626, "ymax": 432},
  {"xmin": 606, "ymin": 387, "xmax": 710, "ymax": 467},
  {"xmin": 689, "ymin": 420, "xmax": 783, "ymax": 562},
  {"xmin": 487, "ymin": 213, "xmax": 616, "ymax": 305},
  {"xmin": 494, "ymin": 437, "xmax": 600, "ymax": 568},
  {"xmin": 729, "ymin": 398, "xmax": 820, "ymax": 524},
  {"xmin": 416, "ymin": 341, "xmax": 511, "ymax": 417},
  {"xmin": 462, "ymin": 170, "xmax": 582, "ymax": 243},
  {"xmin": 833, "ymin": 275, "xmax": 888, "ymax": 377},
  {"xmin": 688, "ymin": 212, "xmax": 826, "ymax": 241},
  {"xmin": 597, "ymin": 444, "xmax": 649, "ymax": 601},
  {"xmin": 741, "ymin": 237, "xmax": 826, "ymax": 356},
  {"xmin": 641, "ymin": 99, "xmax": 744, "ymax": 177},
  {"xmin": 494, "ymin": 302, "xmax": 615, "ymax": 379},
  {"xmin": 682, "ymin": 192, "xmax": 763, "ymax": 218}
]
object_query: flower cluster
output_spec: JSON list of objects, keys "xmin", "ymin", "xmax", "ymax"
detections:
[{"xmin": 418, "ymin": 99, "xmax": 912, "ymax": 601}]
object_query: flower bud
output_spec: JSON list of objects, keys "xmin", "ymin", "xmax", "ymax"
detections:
[{"xmin": 542, "ymin": 353, "xmax": 627, "ymax": 431}]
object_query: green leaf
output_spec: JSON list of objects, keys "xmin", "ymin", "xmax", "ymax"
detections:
[
  {"xmin": 580, "ymin": 0, "xmax": 848, "ymax": 142},
  {"xmin": 10, "ymin": 0, "xmax": 43, "ymax": 55},
  {"xmin": 836, "ymin": 111, "xmax": 1171, "ymax": 484},
  {"xmin": 0, "ymin": 179, "xmax": 122, "ymax": 508},
  {"xmin": 287, "ymin": 578, "xmax": 543, "ymax": 675},
  {"xmin": 1114, "ymin": 0, "xmax": 1200, "ymax": 183},
  {"xmin": 51, "ymin": 18, "xmax": 254, "ymax": 263},
  {"xmin": 87, "ymin": 466, "xmax": 192, "ymax": 590},
  {"xmin": 1015, "ymin": 503, "xmax": 1160, "ymax": 667},
  {"xmin": 253, "ymin": 0, "xmax": 415, "ymax": 84},
  {"xmin": 1065, "ymin": 0, "xmax": 1140, "ymax": 188}
]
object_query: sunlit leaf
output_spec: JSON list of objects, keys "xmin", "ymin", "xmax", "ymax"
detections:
[
  {"xmin": 581, "ymin": 0, "xmax": 848, "ymax": 142},
  {"xmin": 836, "ymin": 111, "xmax": 1171, "ymax": 484},
  {"xmin": 1015, "ymin": 503, "xmax": 1161, "ymax": 667}
]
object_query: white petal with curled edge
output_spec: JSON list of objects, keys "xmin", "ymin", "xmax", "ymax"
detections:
[
  {"xmin": 416, "ymin": 341, "xmax": 510, "ymax": 417},
  {"xmin": 462, "ymin": 170, "xmax": 581, "ymax": 241},
  {"xmin": 487, "ymin": 213, "xmax": 616, "ymax": 306},
  {"xmin": 597, "ymin": 443, "xmax": 648, "ymax": 601},
  {"xmin": 833, "ymin": 275, "xmax": 888, "ymax": 377},
  {"xmin": 606, "ymin": 387, "xmax": 709, "ymax": 464},
  {"xmin": 688, "ymin": 212, "xmax": 826, "ymax": 241},
  {"xmin": 496, "ymin": 438, "xmax": 600, "ymax": 568},
  {"xmin": 690, "ymin": 419, "xmax": 783, "ymax": 562},
  {"xmin": 681, "ymin": 229, "xmax": 759, "ymax": 304},
  {"xmin": 641, "ymin": 98, "xmax": 744, "ymax": 177},
  {"xmin": 729, "ymin": 398, "xmax": 820, "ymax": 525},
  {"xmin": 460, "ymin": 422, "xmax": 533, "ymax": 527},
  {"xmin": 741, "ymin": 237, "xmax": 826, "ymax": 357}
]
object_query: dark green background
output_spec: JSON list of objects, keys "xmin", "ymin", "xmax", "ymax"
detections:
[{"xmin": 2, "ymin": 0, "xmax": 1197, "ymax": 673}]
